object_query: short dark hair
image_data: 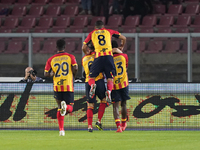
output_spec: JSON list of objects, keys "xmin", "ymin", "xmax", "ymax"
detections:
[
  {"xmin": 95, "ymin": 20, "xmax": 104, "ymax": 29},
  {"xmin": 56, "ymin": 39, "xmax": 66, "ymax": 51},
  {"xmin": 112, "ymin": 40, "xmax": 118, "ymax": 48}
]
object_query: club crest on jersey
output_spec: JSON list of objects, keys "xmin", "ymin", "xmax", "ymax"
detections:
[
  {"xmin": 115, "ymin": 77, "xmax": 122, "ymax": 84},
  {"xmin": 100, "ymin": 48, "xmax": 108, "ymax": 52},
  {"xmin": 57, "ymin": 79, "xmax": 66, "ymax": 85}
]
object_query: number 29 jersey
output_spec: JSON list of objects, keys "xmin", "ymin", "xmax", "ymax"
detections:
[
  {"xmin": 113, "ymin": 53, "xmax": 129, "ymax": 90},
  {"xmin": 45, "ymin": 52, "xmax": 77, "ymax": 92}
]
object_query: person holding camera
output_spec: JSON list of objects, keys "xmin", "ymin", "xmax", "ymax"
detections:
[{"xmin": 20, "ymin": 67, "xmax": 43, "ymax": 82}]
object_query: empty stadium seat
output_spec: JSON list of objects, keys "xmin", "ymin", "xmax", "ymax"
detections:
[
  {"xmin": 0, "ymin": 28, "xmax": 12, "ymax": 33},
  {"xmin": 139, "ymin": 15, "xmax": 157, "ymax": 28},
  {"xmin": 156, "ymin": 15, "xmax": 174, "ymax": 28},
  {"xmin": 121, "ymin": 15, "xmax": 140, "ymax": 28},
  {"xmin": 40, "ymin": 39, "xmax": 57, "ymax": 54},
  {"xmin": 1, "ymin": 0, "xmax": 15, "ymax": 4},
  {"xmin": 173, "ymin": 15, "xmax": 191, "ymax": 27},
  {"xmin": 105, "ymin": 15, "xmax": 123, "ymax": 28},
  {"xmin": 175, "ymin": 27, "xmax": 189, "ymax": 33},
  {"xmin": 153, "ymin": 4, "xmax": 166, "ymax": 15},
  {"xmin": 73, "ymin": 42, "xmax": 82, "ymax": 54},
  {"xmin": 18, "ymin": 17, "xmax": 36, "ymax": 29},
  {"xmin": 65, "ymin": 40, "xmax": 76, "ymax": 53},
  {"xmin": 179, "ymin": 40, "xmax": 197, "ymax": 53},
  {"xmin": 50, "ymin": 0, "xmax": 66, "ymax": 4},
  {"xmin": 51, "ymin": 28, "xmax": 66, "ymax": 33},
  {"xmin": 165, "ymin": 4, "xmax": 183, "ymax": 15},
  {"xmin": 15, "ymin": 28, "xmax": 30, "ymax": 33},
  {"xmin": 52, "ymin": 16, "xmax": 70, "ymax": 29},
  {"xmin": 27, "ymin": 5, "xmax": 44, "ymax": 16},
  {"xmin": 10, "ymin": 5, "xmax": 27, "ymax": 16},
  {"xmin": 144, "ymin": 40, "xmax": 163, "ymax": 53},
  {"xmin": 161, "ymin": 40, "xmax": 180, "ymax": 53},
  {"xmin": 62, "ymin": 5, "xmax": 79, "ymax": 16},
  {"xmin": 1, "ymin": 17, "xmax": 19, "ymax": 29},
  {"xmin": 44, "ymin": 5, "xmax": 61, "ymax": 17},
  {"xmin": 87, "ymin": 16, "xmax": 105, "ymax": 32},
  {"xmin": 67, "ymin": 0, "xmax": 80, "ymax": 4},
  {"xmin": 184, "ymin": 3, "xmax": 199, "ymax": 15},
  {"xmin": 23, "ymin": 39, "xmax": 41, "ymax": 53},
  {"xmin": 127, "ymin": 41, "xmax": 146, "ymax": 53},
  {"xmin": 122, "ymin": 28, "xmax": 136, "ymax": 33},
  {"xmin": 35, "ymin": 17, "xmax": 53, "ymax": 29},
  {"xmin": 17, "ymin": 0, "xmax": 32, "ymax": 4},
  {"xmin": 32, "ymin": 0, "xmax": 49, "ymax": 4},
  {"xmin": 0, "ymin": 40, "xmax": 5, "ymax": 53},
  {"xmin": 70, "ymin": 16, "xmax": 88, "ymax": 29},
  {"xmin": 191, "ymin": 16, "xmax": 200, "ymax": 28},
  {"xmin": 155, "ymin": 27, "xmax": 172, "ymax": 40},
  {"xmin": 5, "ymin": 40, "xmax": 23, "ymax": 54},
  {"xmin": 69, "ymin": 28, "xmax": 83, "ymax": 33},
  {"xmin": 34, "ymin": 28, "xmax": 48, "ymax": 33}
]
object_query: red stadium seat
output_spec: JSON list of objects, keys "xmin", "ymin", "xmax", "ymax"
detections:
[
  {"xmin": 62, "ymin": 5, "xmax": 79, "ymax": 16},
  {"xmin": 139, "ymin": 15, "xmax": 157, "ymax": 28},
  {"xmin": 5, "ymin": 40, "xmax": 23, "ymax": 54},
  {"xmin": 156, "ymin": 15, "xmax": 174, "ymax": 28},
  {"xmin": 34, "ymin": 28, "xmax": 48, "ymax": 33},
  {"xmin": 157, "ymin": 27, "xmax": 172, "ymax": 33},
  {"xmin": 175, "ymin": 27, "xmax": 189, "ymax": 33},
  {"xmin": 51, "ymin": 28, "xmax": 66, "ymax": 33},
  {"xmin": 161, "ymin": 40, "xmax": 180, "ymax": 53},
  {"xmin": 1, "ymin": 17, "xmax": 19, "ymax": 29},
  {"xmin": 65, "ymin": 40, "xmax": 76, "ymax": 53},
  {"xmin": 23, "ymin": 39, "xmax": 41, "ymax": 53},
  {"xmin": 27, "ymin": 5, "xmax": 44, "ymax": 17},
  {"xmin": 0, "ymin": 40, "xmax": 6, "ymax": 53},
  {"xmin": 179, "ymin": 40, "xmax": 197, "ymax": 53},
  {"xmin": 35, "ymin": 17, "xmax": 53, "ymax": 29},
  {"xmin": 69, "ymin": 28, "xmax": 83, "ymax": 33},
  {"xmin": 17, "ymin": 0, "xmax": 32, "ymax": 4},
  {"xmin": 50, "ymin": 0, "xmax": 66, "ymax": 4},
  {"xmin": 52, "ymin": 16, "xmax": 70, "ymax": 29},
  {"xmin": 40, "ymin": 39, "xmax": 57, "ymax": 54},
  {"xmin": 18, "ymin": 17, "xmax": 36, "ymax": 29},
  {"xmin": 44, "ymin": 5, "xmax": 61, "ymax": 17},
  {"xmin": 67, "ymin": 0, "xmax": 80, "ymax": 4},
  {"xmin": 0, "ymin": 28, "xmax": 12, "ymax": 33},
  {"xmin": 122, "ymin": 28, "xmax": 136, "ymax": 33},
  {"xmin": 184, "ymin": 3, "xmax": 199, "ymax": 15},
  {"xmin": 70, "ymin": 16, "xmax": 88, "ymax": 29},
  {"xmin": 10, "ymin": 5, "xmax": 27, "ymax": 16},
  {"xmin": 105, "ymin": 15, "xmax": 123, "ymax": 28},
  {"xmin": 191, "ymin": 16, "xmax": 200, "ymax": 28},
  {"xmin": 121, "ymin": 15, "xmax": 140, "ymax": 28},
  {"xmin": 32, "ymin": 0, "xmax": 49, "ymax": 4},
  {"xmin": 127, "ymin": 41, "xmax": 146, "ymax": 53},
  {"xmin": 73, "ymin": 42, "xmax": 82, "ymax": 54},
  {"xmin": 165, "ymin": 4, "xmax": 183, "ymax": 15},
  {"xmin": 173, "ymin": 15, "xmax": 191, "ymax": 27},
  {"xmin": 144, "ymin": 40, "xmax": 163, "ymax": 53},
  {"xmin": 0, "ymin": 0, "xmax": 15, "ymax": 4},
  {"xmin": 153, "ymin": 4, "xmax": 166, "ymax": 16},
  {"xmin": 15, "ymin": 28, "xmax": 30, "ymax": 33}
]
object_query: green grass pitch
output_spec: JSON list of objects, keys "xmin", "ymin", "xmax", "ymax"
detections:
[{"xmin": 1, "ymin": 130, "xmax": 200, "ymax": 150}]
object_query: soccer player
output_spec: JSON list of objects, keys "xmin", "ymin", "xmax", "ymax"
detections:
[
  {"xmin": 44, "ymin": 39, "xmax": 78, "ymax": 136},
  {"xmin": 111, "ymin": 40, "xmax": 130, "ymax": 133},
  {"xmin": 82, "ymin": 43, "xmax": 107, "ymax": 132},
  {"xmin": 82, "ymin": 20, "xmax": 126, "ymax": 104}
]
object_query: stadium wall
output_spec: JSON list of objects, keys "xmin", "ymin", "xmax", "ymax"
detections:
[{"xmin": 1, "ymin": 82, "xmax": 200, "ymax": 130}]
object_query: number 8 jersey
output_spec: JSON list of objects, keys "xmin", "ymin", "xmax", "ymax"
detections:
[
  {"xmin": 113, "ymin": 53, "xmax": 129, "ymax": 90},
  {"xmin": 45, "ymin": 52, "xmax": 77, "ymax": 92}
]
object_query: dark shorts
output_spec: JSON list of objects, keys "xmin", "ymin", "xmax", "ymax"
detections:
[
  {"xmin": 89, "ymin": 55, "xmax": 116, "ymax": 79},
  {"xmin": 54, "ymin": 91, "xmax": 74, "ymax": 104},
  {"xmin": 86, "ymin": 79, "xmax": 106, "ymax": 103},
  {"xmin": 111, "ymin": 86, "xmax": 131, "ymax": 103}
]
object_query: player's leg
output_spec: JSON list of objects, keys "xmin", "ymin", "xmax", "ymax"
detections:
[
  {"xmin": 113, "ymin": 101, "xmax": 122, "ymax": 133},
  {"xmin": 104, "ymin": 56, "xmax": 116, "ymax": 103},
  {"xmin": 121, "ymin": 100, "xmax": 127, "ymax": 131},
  {"xmin": 87, "ymin": 102, "xmax": 94, "ymax": 132},
  {"xmin": 111, "ymin": 89, "xmax": 122, "ymax": 132},
  {"xmin": 88, "ymin": 57, "xmax": 103, "ymax": 98},
  {"xmin": 55, "ymin": 92, "xmax": 65, "ymax": 136},
  {"xmin": 120, "ymin": 86, "xmax": 131, "ymax": 131}
]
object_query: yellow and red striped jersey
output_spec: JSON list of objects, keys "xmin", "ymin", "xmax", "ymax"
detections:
[
  {"xmin": 82, "ymin": 52, "xmax": 104, "ymax": 82},
  {"xmin": 45, "ymin": 52, "xmax": 77, "ymax": 92},
  {"xmin": 83, "ymin": 28, "xmax": 120, "ymax": 58},
  {"xmin": 113, "ymin": 53, "xmax": 129, "ymax": 90}
]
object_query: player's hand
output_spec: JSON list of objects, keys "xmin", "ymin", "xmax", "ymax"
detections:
[
  {"xmin": 118, "ymin": 46, "xmax": 124, "ymax": 51},
  {"xmin": 50, "ymin": 70, "xmax": 54, "ymax": 77},
  {"xmin": 24, "ymin": 71, "xmax": 30, "ymax": 80}
]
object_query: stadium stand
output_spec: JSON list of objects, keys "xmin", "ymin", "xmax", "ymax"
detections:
[{"xmin": 26, "ymin": 5, "xmax": 44, "ymax": 17}]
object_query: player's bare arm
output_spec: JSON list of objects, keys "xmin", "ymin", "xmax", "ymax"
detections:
[
  {"xmin": 72, "ymin": 65, "xmax": 78, "ymax": 78},
  {"xmin": 82, "ymin": 44, "xmax": 89, "ymax": 55},
  {"xmin": 44, "ymin": 69, "xmax": 54, "ymax": 77},
  {"xmin": 112, "ymin": 48, "xmax": 122, "ymax": 54},
  {"xmin": 118, "ymin": 34, "xmax": 126, "ymax": 51}
]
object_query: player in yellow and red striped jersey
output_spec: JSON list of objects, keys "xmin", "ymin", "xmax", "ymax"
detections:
[
  {"xmin": 111, "ymin": 40, "xmax": 130, "ymax": 133},
  {"xmin": 82, "ymin": 20, "xmax": 126, "ymax": 104},
  {"xmin": 44, "ymin": 39, "xmax": 78, "ymax": 136}
]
